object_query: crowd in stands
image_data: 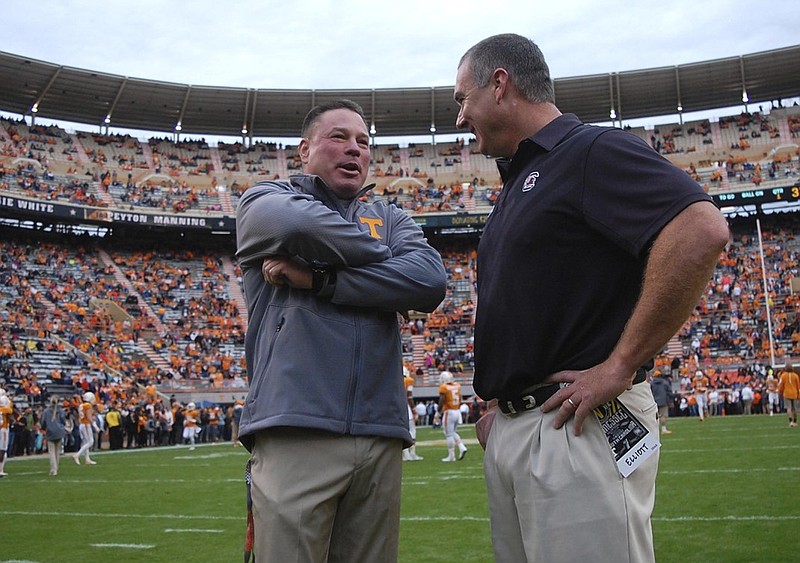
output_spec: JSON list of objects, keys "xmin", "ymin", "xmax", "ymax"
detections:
[
  {"xmin": 3, "ymin": 107, "xmax": 800, "ymax": 220},
  {"xmin": 649, "ymin": 212, "xmax": 800, "ymax": 418},
  {"xmin": 643, "ymin": 108, "xmax": 788, "ymax": 158},
  {"xmin": 3, "ymin": 211, "xmax": 800, "ymax": 409},
  {"xmin": 0, "ymin": 232, "xmax": 246, "ymax": 392},
  {"xmin": 3, "ymin": 108, "xmax": 800, "ymax": 461}
]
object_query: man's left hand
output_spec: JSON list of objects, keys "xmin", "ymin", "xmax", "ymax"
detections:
[{"xmin": 540, "ymin": 362, "xmax": 634, "ymax": 435}]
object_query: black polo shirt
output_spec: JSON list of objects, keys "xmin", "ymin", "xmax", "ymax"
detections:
[{"xmin": 473, "ymin": 113, "xmax": 713, "ymax": 401}]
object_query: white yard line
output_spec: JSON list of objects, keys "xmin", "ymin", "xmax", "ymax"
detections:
[
  {"xmin": 163, "ymin": 528, "xmax": 224, "ymax": 533},
  {"xmin": 90, "ymin": 543, "xmax": 154, "ymax": 549},
  {"xmin": 3, "ymin": 510, "xmax": 797, "ymax": 525}
]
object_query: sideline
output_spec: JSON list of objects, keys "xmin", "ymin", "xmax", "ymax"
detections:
[{"xmin": 3, "ymin": 440, "xmax": 242, "ymax": 464}]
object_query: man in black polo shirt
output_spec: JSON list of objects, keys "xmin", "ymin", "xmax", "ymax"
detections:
[{"xmin": 454, "ymin": 34, "xmax": 729, "ymax": 563}]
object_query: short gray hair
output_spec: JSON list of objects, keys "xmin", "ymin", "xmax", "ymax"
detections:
[{"xmin": 459, "ymin": 33, "xmax": 555, "ymax": 104}]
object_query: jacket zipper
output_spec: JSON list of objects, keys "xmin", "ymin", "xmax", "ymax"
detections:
[
  {"xmin": 344, "ymin": 316, "xmax": 361, "ymax": 434},
  {"xmin": 339, "ymin": 196, "xmax": 368, "ymax": 434},
  {"xmin": 271, "ymin": 317, "xmax": 285, "ymax": 347}
]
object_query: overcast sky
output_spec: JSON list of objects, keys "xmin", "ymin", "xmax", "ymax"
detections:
[{"xmin": 3, "ymin": 0, "xmax": 799, "ymax": 140}]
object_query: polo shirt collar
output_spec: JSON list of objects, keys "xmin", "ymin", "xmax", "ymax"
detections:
[{"xmin": 497, "ymin": 113, "xmax": 582, "ymax": 180}]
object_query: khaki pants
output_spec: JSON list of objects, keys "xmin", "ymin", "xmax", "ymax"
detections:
[
  {"xmin": 250, "ymin": 428, "xmax": 403, "ymax": 563},
  {"xmin": 484, "ymin": 383, "xmax": 659, "ymax": 563},
  {"xmin": 47, "ymin": 439, "xmax": 62, "ymax": 474}
]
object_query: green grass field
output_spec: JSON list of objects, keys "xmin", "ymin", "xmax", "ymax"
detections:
[{"xmin": 1, "ymin": 414, "xmax": 797, "ymax": 562}]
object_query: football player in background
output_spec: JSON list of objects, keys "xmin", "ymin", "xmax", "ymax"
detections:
[
  {"xmin": 766, "ymin": 368, "xmax": 780, "ymax": 415},
  {"xmin": 0, "ymin": 389, "xmax": 14, "ymax": 477},
  {"xmin": 183, "ymin": 402, "xmax": 200, "ymax": 450},
  {"xmin": 402, "ymin": 366, "xmax": 423, "ymax": 461},
  {"xmin": 693, "ymin": 369, "xmax": 710, "ymax": 421},
  {"xmin": 72, "ymin": 392, "xmax": 98, "ymax": 465},
  {"xmin": 438, "ymin": 371, "xmax": 468, "ymax": 462}
]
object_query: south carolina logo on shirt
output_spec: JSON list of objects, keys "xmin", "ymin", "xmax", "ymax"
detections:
[{"xmin": 522, "ymin": 171, "xmax": 540, "ymax": 192}]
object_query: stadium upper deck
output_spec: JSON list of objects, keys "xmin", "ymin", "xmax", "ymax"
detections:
[
  {"xmin": 1, "ymin": 46, "xmax": 799, "ymax": 138},
  {"xmin": 0, "ymin": 45, "xmax": 798, "ymax": 232},
  {"xmin": 1, "ymin": 106, "xmax": 799, "ymax": 236}
]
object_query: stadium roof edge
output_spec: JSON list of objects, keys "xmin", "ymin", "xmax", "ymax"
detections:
[{"xmin": 1, "ymin": 45, "xmax": 799, "ymax": 138}]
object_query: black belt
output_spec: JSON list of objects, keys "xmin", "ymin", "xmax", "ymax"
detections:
[{"xmin": 497, "ymin": 371, "xmax": 647, "ymax": 416}]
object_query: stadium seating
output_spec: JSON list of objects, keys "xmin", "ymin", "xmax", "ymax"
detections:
[
  {"xmin": 2, "ymin": 107, "xmax": 800, "ymax": 437},
  {"xmin": 4, "ymin": 109, "xmax": 800, "ymax": 222}
]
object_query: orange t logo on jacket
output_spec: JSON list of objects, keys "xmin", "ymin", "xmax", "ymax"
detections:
[{"xmin": 359, "ymin": 216, "xmax": 383, "ymax": 239}]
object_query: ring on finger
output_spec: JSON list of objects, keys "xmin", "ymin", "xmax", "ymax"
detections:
[{"xmin": 567, "ymin": 397, "xmax": 577, "ymax": 408}]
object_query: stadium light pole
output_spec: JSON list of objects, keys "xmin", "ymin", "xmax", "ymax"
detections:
[
  {"xmin": 675, "ymin": 67, "xmax": 684, "ymax": 126},
  {"xmin": 756, "ymin": 217, "xmax": 776, "ymax": 367}
]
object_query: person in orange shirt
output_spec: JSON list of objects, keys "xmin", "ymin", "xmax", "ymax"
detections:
[
  {"xmin": 438, "ymin": 371, "xmax": 467, "ymax": 462},
  {"xmin": 145, "ymin": 380, "xmax": 158, "ymax": 400},
  {"xmin": 72, "ymin": 392, "xmax": 98, "ymax": 465},
  {"xmin": 0, "ymin": 390, "xmax": 14, "ymax": 477},
  {"xmin": 777, "ymin": 360, "xmax": 800, "ymax": 427},
  {"xmin": 693, "ymin": 370, "xmax": 710, "ymax": 421},
  {"xmin": 182, "ymin": 402, "xmax": 200, "ymax": 450}
]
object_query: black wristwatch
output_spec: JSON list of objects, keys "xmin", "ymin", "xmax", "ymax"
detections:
[{"xmin": 310, "ymin": 263, "xmax": 328, "ymax": 293}]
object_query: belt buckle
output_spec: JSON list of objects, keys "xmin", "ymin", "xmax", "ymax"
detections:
[{"xmin": 504, "ymin": 394, "xmax": 536, "ymax": 415}]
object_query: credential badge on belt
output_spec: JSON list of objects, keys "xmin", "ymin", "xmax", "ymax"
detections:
[{"xmin": 593, "ymin": 398, "xmax": 659, "ymax": 478}]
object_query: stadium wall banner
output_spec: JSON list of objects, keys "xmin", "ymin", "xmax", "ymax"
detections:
[
  {"xmin": 0, "ymin": 192, "xmax": 496, "ymax": 231},
  {"xmin": 0, "ymin": 193, "xmax": 237, "ymax": 230},
  {"xmin": 8, "ymin": 186, "xmax": 800, "ymax": 231},
  {"xmin": 411, "ymin": 212, "xmax": 490, "ymax": 229}
]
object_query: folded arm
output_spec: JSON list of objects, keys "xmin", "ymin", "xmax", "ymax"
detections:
[{"xmin": 235, "ymin": 182, "xmax": 392, "ymax": 268}]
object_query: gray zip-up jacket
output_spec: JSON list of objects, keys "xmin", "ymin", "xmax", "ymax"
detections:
[{"xmin": 235, "ymin": 174, "xmax": 446, "ymax": 449}]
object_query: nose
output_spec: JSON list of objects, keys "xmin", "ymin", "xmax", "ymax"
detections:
[
  {"xmin": 455, "ymin": 106, "xmax": 467, "ymax": 130},
  {"xmin": 345, "ymin": 137, "xmax": 362, "ymax": 154}
]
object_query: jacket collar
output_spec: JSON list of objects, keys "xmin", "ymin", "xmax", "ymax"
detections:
[{"xmin": 289, "ymin": 173, "xmax": 376, "ymax": 212}]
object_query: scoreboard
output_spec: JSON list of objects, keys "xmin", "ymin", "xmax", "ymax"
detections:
[{"xmin": 713, "ymin": 184, "xmax": 800, "ymax": 207}]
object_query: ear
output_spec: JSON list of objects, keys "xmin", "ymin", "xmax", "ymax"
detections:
[
  {"xmin": 298, "ymin": 137, "xmax": 310, "ymax": 165},
  {"xmin": 492, "ymin": 68, "xmax": 510, "ymax": 103}
]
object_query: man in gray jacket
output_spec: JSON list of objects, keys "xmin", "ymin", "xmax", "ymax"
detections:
[
  {"xmin": 649, "ymin": 369, "xmax": 673, "ymax": 435},
  {"xmin": 236, "ymin": 99, "xmax": 446, "ymax": 563}
]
